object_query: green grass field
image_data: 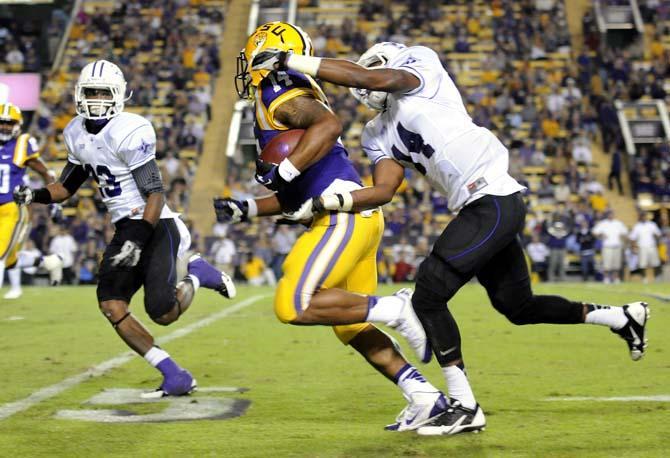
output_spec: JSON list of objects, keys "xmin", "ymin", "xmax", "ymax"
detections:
[{"xmin": 0, "ymin": 283, "xmax": 668, "ymax": 457}]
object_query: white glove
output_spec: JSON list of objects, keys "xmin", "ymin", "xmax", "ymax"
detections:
[
  {"xmin": 111, "ymin": 240, "xmax": 142, "ymax": 267},
  {"xmin": 282, "ymin": 197, "xmax": 319, "ymax": 221},
  {"xmin": 13, "ymin": 185, "xmax": 34, "ymax": 205}
]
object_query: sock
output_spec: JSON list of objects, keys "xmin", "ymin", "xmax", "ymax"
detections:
[
  {"xmin": 584, "ymin": 304, "xmax": 627, "ymax": 330},
  {"xmin": 443, "ymin": 364, "xmax": 476, "ymax": 410},
  {"xmin": 366, "ymin": 295, "xmax": 404, "ymax": 324},
  {"xmin": 7, "ymin": 266, "xmax": 21, "ymax": 291},
  {"xmin": 394, "ymin": 363, "xmax": 439, "ymax": 397},
  {"xmin": 144, "ymin": 346, "xmax": 181, "ymax": 378},
  {"xmin": 186, "ymin": 274, "xmax": 200, "ymax": 291}
]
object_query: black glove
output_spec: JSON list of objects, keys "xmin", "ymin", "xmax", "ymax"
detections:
[
  {"xmin": 251, "ymin": 49, "xmax": 290, "ymax": 72},
  {"xmin": 254, "ymin": 158, "xmax": 287, "ymax": 192},
  {"xmin": 111, "ymin": 219, "xmax": 154, "ymax": 268},
  {"xmin": 213, "ymin": 198, "xmax": 249, "ymax": 223}
]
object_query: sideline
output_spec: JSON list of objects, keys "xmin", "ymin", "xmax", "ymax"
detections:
[{"xmin": 0, "ymin": 294, "xmax": 268, "ymax": 421}]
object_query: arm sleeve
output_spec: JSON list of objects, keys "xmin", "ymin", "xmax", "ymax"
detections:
[
  {"xmin": 131, "ymin": 159, "xmax": 164, "ymax": 196},
  {"xmin": 391, "ymin": 47, "xmax": 443, "ymax": 97},
  {"xmin": 116, "ymin": 123, "xmax": 157, "ymax": 170},
  {"xmin": 59, "ymin": 160, "xmax": 90, "ymax": 195},
  {"xmin": 361, "ymin": 122, "xmax": 391, "ymax": 165}
]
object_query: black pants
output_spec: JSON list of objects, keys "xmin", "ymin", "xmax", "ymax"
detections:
[
  {"xmin": 97, "ymin": 218, "xmax": 181, "ymax": 320},
  {"xmin": 412, "ymin": 193, "xmax": 584, "ymax": 365}
]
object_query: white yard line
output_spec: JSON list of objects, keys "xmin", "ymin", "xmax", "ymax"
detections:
[
  {"xmin": 544, "ymin": 395, "xmax": 670, "ymax": 402},
  {"xmin": 0, "ymin": 294, "xmax": 268, "ymax": 421}
]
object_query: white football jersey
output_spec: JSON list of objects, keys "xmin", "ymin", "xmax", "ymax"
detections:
[
  {"xmin": 63, "ymin": 112, "xmax": 177, "ymax": 223},
  {"xmin": 361, "ymin": 46, "xmax": 525, "ymax": 212}
]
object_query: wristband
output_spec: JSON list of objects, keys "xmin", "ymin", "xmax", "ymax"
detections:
[
  {"xmin": 33, "ymin": 188, "xmax": 53, "ymax": 204},
  {"xmin": 321, "ymin": 192, "xmax": 353, "ymax": 212},
  {"xmin": 245, "ymin": 198, "xmax": 258, "ymax": 218},
  {"xmin": 277, "ymin": 158, "xmax": 301, "ymax": 182},
  {"xmin": 286, "ymin": 53, "xmax": 322, "ymax": 77}
]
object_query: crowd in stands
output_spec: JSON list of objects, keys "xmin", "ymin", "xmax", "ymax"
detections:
[{"xmin": 12, "ymin": 0, "xmax": 670, "ymax": 287}]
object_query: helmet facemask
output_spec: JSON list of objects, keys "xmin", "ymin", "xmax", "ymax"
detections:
[{"xmin": 235, "ymin": 50, "xmax": 253, "ymax": 99}]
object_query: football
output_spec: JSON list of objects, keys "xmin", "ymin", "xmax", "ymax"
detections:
[{"xmin": 259, "ymin": 129, "xmax": 305, "ymax": 164}]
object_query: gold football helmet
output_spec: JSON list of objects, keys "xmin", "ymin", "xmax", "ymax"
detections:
[
  {"xmin": 0, "ymin": 102, "xmax": 22, "ymax": 142},
  {"xmin": 235, "ymin": 21, "xmax": 313, "ymax": 99}
]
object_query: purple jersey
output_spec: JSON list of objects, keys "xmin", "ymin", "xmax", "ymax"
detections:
[
  {"xmin": 254, "ymin": 69, "xmax": 361, "ymax": 211},
  {"xmin": 0, "ymin": 134, "xmax": 39, "ymax": 205}
]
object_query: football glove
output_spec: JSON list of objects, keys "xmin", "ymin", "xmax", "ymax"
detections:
[
  {"xmin": 281, "ymin": 197, "xmax": 326, "ymax": 221},
  {"xmin": 213, "ymin": 198, "xmax": 249, "ymax": 223},
  {"xmin": 254, "ymin": 158, "xmax": 287, "ymax": 192},
  {"xmin": 251, "ymin": 48, "xmax": 289, "ymax": 72},
  {"xmin": 110, "ymin": 219, "xmax": 154, "ymax": 268},
  {"xmin": 13, "ymin": 185, "xmax": 33, "ymax": 205}
]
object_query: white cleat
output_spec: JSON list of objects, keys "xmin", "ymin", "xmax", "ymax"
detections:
[
  {"xmin": 417, "ymin": 399, "xmax": 487, "ymax": 436},
  {"xmin": 42, "ymin": 254, "xmax": 63, "ymax": 286},
  {"xmin": 612, "ymin": 301, "xmax": 650, "ymax": 361},
  {"xmin": 387, "ymin": 288, "xmax": 432, "ymax": 363},
  {"xmin": 385, "ymin": 391, "xmax": 448, "ymax": 432},
  {"xmin": 3, "ymin": 288, "xmax": 22, "ymax": 300}
]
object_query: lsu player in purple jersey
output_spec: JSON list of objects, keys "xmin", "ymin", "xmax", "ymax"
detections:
[
  {"xmin": 254, "ymin": 41, "xmax": 651, "ymax": 435},
  {"xmin": 214, "ymin": 22, "xmax": 449, "ymax": 431},
  {"xmin": 0, "ymin": 102, "xmax": 62, "ymax": 299},
  {"xmin": 14, "ymin": 61, "xmax": 235, "ymax": 397}
]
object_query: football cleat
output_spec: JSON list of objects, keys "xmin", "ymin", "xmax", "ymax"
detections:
[
  {"xmin": 416, "ymin": 399, "xmax": 486, "ymax": 436},
  {"xmin": 3, "ymin": 288, "xmax": 22, "ymax": 300},
  {"xmin": 42, "ymin": 254, "xmax": 63, "ymax": 286},
  {"xmin": 385, "ymin": 391, "xmax": 448, "ymax": 432},
  {"xmin": 611, "ymin": 301, "xmax": 650, "ymax": 361},
  {"xmin": 141, "ymin": 369, "xmax": 197, "ymax": 399},
  {"xmin": 187, "ymin": 253, "xmax": 236, "ymax": 299},
  {"xmin": 387, "ymin": 288, "xmax": 432, "ymax": 363}
]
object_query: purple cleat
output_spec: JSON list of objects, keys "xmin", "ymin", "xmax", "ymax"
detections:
[
  {"xmin": 187, "ymin": 254, "xmax": 236, "ymax": 298},
  {"xmin": 142, "ymin": 368, "xmax": 197, "ymax": 398}
]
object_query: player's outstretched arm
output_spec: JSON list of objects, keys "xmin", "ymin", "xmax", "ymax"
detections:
[
  {"xmin": 214, "ymin": 194, "xmax": 282, "ymax": 223},
  {"xmin": 252, "ymin": 51, "xmax": 419, "ymax": 93},
  {"xmin": 284, "ymin": 158, "xmax": 404, "ymax": 220},
  {"xmin": 13, "ymin": 160, "xmax": 90, "ymax": 205}
]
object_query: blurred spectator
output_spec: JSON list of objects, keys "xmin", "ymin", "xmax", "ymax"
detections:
[
  {"xmin": 49, "ymin": 225, "xmax": 78, "ymax": 284},
  {"xmin": 592, "ymin": 211, "xmax": 628, "ymax": 284},
  {"xmin": 629, "ymin": 213, "xmax": 662, "ymax": 283}
]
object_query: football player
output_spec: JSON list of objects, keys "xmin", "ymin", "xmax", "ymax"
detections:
[
  {"xmin": 216, "ymin": 22, "xmax": 447, "ymax": 431},
  {"xmin": 256, "ymin": 42, "xmax": 651, "ymax": 435},
  {"xmin": 0, "ymin": 102, "xmax": 63, "ymax": 299},
  {"xmin": 14, "ymin": 60, "xmax": 236, "ymax": 397}
]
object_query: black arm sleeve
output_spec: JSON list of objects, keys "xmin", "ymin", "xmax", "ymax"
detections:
[
  {"xmin": 131, "ymin": 160, "xmax": 164, "ymax": 196},
  {"xmin": 59, "ymin": 161, "xmax": 90, "ymax": 195}
]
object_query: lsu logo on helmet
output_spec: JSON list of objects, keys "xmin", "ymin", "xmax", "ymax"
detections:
[
  {"xmin": 0, "ymin": 102, "xmax": 23, "ymax": 142},
  {"xmin": 235, "ymin": 21, "xmax": 313, "ymax": 99}
]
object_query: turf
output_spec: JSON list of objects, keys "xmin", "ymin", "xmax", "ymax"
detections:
[{"xmin": 0, "ymin": 283, "xmax": 668, "ymax": 457}]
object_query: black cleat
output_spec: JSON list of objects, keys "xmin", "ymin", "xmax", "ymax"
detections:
[
  {"xmin": 416, "ymin": 399, "xmax": 486, "ymax": 436},
  {"xmin": 612, "ymin": 301, "xmax": 650, "ymax": 361}
]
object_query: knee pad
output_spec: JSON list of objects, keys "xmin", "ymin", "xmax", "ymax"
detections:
[
  {"xmin": 145, "ymin": 289, "xmax": 177, "ymax": 321},
  {"xmin": 413, "ymin": 255, "xmax": 463, "ymax": 313},
  {"xmin": 488, "ymin": 282, "xmax": 535, "ymax": 325}
]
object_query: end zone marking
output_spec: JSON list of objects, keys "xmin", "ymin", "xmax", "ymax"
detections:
[
  {"xmin": 0, "ymin": 294, "xmax": 268, "ymax": 421},
  {"xmin": 544, "ymin": 395, "xmax": 670, "ymax": 402}
]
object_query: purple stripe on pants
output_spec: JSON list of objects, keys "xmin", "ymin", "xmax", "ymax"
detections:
[{"xmin": 293, "ymin": 213, "xmax": 338, "ymax": 314}]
